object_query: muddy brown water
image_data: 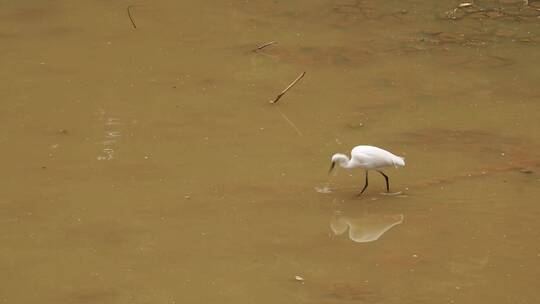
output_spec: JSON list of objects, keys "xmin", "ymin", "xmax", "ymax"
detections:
[{"xmin": 1, "ymin": 0, "xmax": 540, "ymax": 303}]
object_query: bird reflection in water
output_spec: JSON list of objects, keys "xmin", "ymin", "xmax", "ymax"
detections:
[{"xmin": 330, "ymin": 213, "xmax": 404, "ymax": 243}]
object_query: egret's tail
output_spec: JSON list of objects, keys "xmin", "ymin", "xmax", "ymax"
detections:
[{"xmin": 393, "ymin": 156, "xmax": 405, "ymax": 167}]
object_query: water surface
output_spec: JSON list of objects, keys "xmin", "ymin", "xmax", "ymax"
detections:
[{"xmin": 1, "ymin": 0, "xmax": 540, "ymax": 303}]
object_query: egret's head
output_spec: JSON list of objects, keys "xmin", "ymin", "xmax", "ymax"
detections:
[{"xmin": 329, "ymin": 153, "xmax": 348, "ymax": 173}]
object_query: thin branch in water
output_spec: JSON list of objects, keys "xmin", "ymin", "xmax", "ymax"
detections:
[
  {"xmin": 252, "ymin": 41, "xmax": 276, "ymax": 52},
  {"xmin": 127, "ymin": 5, "xmax": 137, "ymax": 29},
  {"xmin": 270, "ymin": 71, "xmax": 306, "ymax": 104}
]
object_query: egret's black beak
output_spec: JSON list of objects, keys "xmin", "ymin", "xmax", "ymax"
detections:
[{"xmin": 329, "ymin": 161, "xmax": 336, "ymax": 174}]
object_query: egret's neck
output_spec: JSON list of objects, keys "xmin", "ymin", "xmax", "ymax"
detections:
[{"xmin": 333, "ymin": 154, "xmax": 354, "ymax": 169}]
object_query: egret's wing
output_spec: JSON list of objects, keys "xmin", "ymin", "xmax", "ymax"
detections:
[
  {"xmin": 352, "ymin": 146, "xmax": 402, "ymax": 168},
  {"xmin": 353, "ymin": 151, "xmax": 393, "ymax": 168}
]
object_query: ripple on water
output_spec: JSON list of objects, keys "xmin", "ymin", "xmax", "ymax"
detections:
[{"xmin": 97, "ymin": 113, "xmax": 122, "ymax": 161}]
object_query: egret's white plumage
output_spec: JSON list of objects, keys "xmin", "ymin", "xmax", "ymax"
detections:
[
  {"xmin": 331, "ymin": 146, "xmax": 405, "ymax": 170},
  {"xmin": 330, "ymin": 145, "xmax": 405, "ymax": 195}
]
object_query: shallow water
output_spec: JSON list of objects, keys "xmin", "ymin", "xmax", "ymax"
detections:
[{"xmin": 1, "ymin": 0, "xmax": 540, "ymax": 303}]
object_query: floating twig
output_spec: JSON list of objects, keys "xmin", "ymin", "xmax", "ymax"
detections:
[
  {"xmin": 127, "ymin": 5, "xmax": 137, "ymax": 29},
  {"xmin": 270, "ymin": 72, "xmax": 306, "ymax": 104},
  {"xmin": 252, "ymin": 41, "xmax": 276, "ymax": 52}
]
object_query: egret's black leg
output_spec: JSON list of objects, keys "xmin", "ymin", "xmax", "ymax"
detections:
[
  {"xmin": 377, "ymin": 170, "xmax": 390, "ymax": 192},
  {"xmin": 358, "ymin": 170, "xmax": 369, "ymax": 196}
]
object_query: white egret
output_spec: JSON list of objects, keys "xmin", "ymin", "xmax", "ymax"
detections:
[{"xmin": 329, "ymin": 145, "xmax": 405, "ymax": 196}]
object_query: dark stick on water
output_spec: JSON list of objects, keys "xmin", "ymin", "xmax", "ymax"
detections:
[
  {"xmin": 127, "ymin": 5, "xmax": 137, "ymax": 29},
  {"xmin": 252, "ymin": 41, "xmax": 276, "ymax": 52},
  {"xmin": 270, "ymin": 72, "xmax": 306, "ymax": 104}
]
